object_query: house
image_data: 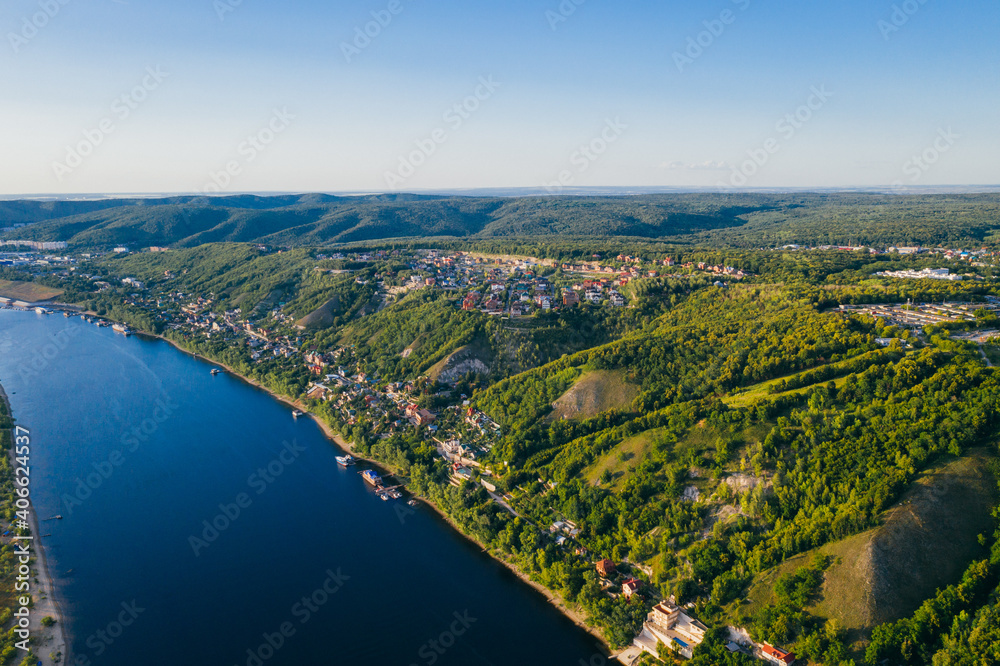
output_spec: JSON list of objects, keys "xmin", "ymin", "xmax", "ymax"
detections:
[
  {"xmin": 305, "ymin": 385, "xmax": 330, "ymax": 401},
  {"xmin": 416, "ymin": 409, "xmax": 436, "ymax": 426},
  {"xmin": 633, "ymin": 597, "xmax": 708, "ymax": 660},
  {"xmin": 622, "ymin": 578, "xmax": 641, "ymax": 598},
  {"xmin": 759, "ymin": 644, "xmax": 796, "ymax": 665},
  {"xmin": 563, "ymin": 290, "xmax": 580, "ymax": 306},
  {"xmin": 596, "ymin": 559, "xmax": 617, "ymax": 578}
]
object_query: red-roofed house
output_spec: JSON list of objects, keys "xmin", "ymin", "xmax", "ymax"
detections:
[
  {"xmin": 596, "ymin": 559, "xmax": 616, "ymax": 578},
  {"xmin": 622, "ymin": 578, "xmax": 640, "ymax": 598},
  {"xmin": 759, "ymin": 643, "xmax": 796, "ymax": 665}
]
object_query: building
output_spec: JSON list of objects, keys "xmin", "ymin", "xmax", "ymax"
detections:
[
  {"xmin": 622, "ymin": 578, "xmax": 640, "ymax": 598},
  {"xmin": 633, "ymin": 597, "xmax": 708, "ymax": 660},
  {"xmin": 416, "ymin": 409, "xmax": 436, "ymax": 426},
  {"xmin": 562, "ymin": 290, "xmax": 580, "ymax": 306},
  {"xmin": 596, "ymin": 559, "xmax": 616, "ymax": 578},
  {"xmin": 759, "ymin": 643, "xmax": 796, "ymax": 665}
]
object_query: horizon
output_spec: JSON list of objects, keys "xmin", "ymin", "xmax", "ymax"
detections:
[
  {"xmin": 3, "ymin": 0, "xmax": 999, "ymax": 194},
  {"xmin": 4, "ymin": 184, "xmax": 1000, "ymax": 203}
]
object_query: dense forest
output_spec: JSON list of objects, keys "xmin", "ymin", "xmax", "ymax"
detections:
[{"xmin": 4, "ymin": 192, "xmax": 1000, "ymax": 249}]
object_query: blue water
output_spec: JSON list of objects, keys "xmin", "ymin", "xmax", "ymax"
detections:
[{"xmin": 0, "ymin": 310, "xmax": 605, "ymax": 666}]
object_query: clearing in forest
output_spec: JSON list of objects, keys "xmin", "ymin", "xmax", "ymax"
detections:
[{"xmin": 549, "ymin": 369, "xmax": 638, "ymax": 421}]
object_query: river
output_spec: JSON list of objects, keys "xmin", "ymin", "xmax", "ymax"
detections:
[{"xmin": 0, "ymin": 309, "xmax": 606, "ymax": 666}]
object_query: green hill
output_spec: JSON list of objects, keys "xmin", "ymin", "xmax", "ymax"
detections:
[
  {"xmin": 6, "ymin": 192, "xmax": 1000, "ymax": 248},
  {"xmin": 743, "ymin": 451, "xmax": 999, "ymax": 653}
]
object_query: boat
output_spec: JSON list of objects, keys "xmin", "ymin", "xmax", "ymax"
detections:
[
  {"xmin": 336, "ymin": 455, "xmax": 356, "ymax": 467},
  {"xmin": 292, "ymin": 409, "xmax": 304, "ymax": 418},
  {"xmin": 389, "ymin": 489, "xmax": 402, "ymax": 499},
  {"xmin": 112, "ymin": 323, "xmax": 132, "ymax": 336},
  {"xmin": 210, "ymin": 368, "xmax": 220, "ymax": 375},
  {"xmin": 361, "ymin": 469, "xmax": 382, "ymax": 487},
  {"xmin": 380, "ymin": 494, "xmax": 390, "ymax": 501},
  {"xmin": 407, "ymin": 499, "xmax": 418, "ymax": 507}
]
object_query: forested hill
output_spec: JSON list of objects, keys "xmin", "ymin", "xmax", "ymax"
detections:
[
  {"xmin": 0, "ymin": 193, "xmax": 748, "ymax": 248},
  {"xmin": 4, "ymin": 192, "xmax": 1000, "ymax": 249}
]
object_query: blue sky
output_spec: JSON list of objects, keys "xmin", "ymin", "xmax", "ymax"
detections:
[{"xmin": 1, "ymin": 0, "xmax": 997, "ymax": 194}]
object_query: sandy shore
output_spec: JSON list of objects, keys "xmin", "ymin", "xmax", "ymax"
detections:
[
  {"xmin": 149, "ymin": 332, "xmax": 613, "ymax": 655},
  {"xmin": 0, "ymin": 381, "xmax": 69, "ymax": 665}
]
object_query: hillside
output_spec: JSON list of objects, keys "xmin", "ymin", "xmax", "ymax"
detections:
[
  {"xmin": 4, "ymin": 192, "xmax": 1000, "ymax": 249},
  {"xmin": 6, "ymin": 238, "xmax": 1000, "ymax": 663},
  {"xmin": 743, "ymin": 451, "xmax": 999, "ymax": 652},
  {"xmin": 0, "ymin": 193, "xmax": 751, "ymax": 248}
]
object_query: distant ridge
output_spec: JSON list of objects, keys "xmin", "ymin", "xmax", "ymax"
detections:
[{"xmin": 2, "ymin": 191, "xmax": 1000, "ymax": 248}]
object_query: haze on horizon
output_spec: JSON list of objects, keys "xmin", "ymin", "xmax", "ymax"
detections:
[{"xmin": 2, "ymin": 0, "xmax": 997, "ymax": 195}]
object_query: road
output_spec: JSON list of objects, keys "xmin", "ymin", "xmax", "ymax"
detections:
[{"xmin": 981, "ymin": 345, "xmax": 994, "ymax": 368}]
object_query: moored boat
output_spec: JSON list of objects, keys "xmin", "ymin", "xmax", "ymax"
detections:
[
  {"xmin": 336, "ymin": 455, "xmax": 356, "ymax": 467},
  {"xmin": 112, "ymin": 323, "xmax": 132, "ymax": 335}
]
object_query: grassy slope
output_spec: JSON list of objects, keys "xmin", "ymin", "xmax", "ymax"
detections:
[
  {"xmin": 549, "ymin": 369, "xmax": 639, "ymax": 421},
  {"xmin": 585, "ymin": 428, "xmax": 661, "ymax": 487},
  {"xmin": 295, "ymin": 296, "xmax": 340, "ymax": 328},
  {"xmin": 721, "ymin": 350, "xmax": 900, "ymax": 408},
  {"xmin": 0, "ymin": 279, "xmax": 64, "ymax": 302},
  {"xmin": 740, "ymin": 450, "xmax": 998, "ymax": 652}
]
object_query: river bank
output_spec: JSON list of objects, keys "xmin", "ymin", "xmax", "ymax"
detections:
[
  {"xmin": 147, "ymin": 331, "xmax": 614, "ymax": 655},
  {"xmin": 0, "ymin": 381, "xmax": 69, "ymax": 666}
]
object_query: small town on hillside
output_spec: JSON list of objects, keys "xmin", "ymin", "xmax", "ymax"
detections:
[{"xmin": 2, "ymin": 244, "xmax": 1000, "ymax": 663}]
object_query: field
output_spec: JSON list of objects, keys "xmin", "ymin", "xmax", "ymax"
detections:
[
  {"xmin": 548, "ymin": 369, "xmax": 638, "ymax": 421},
  {"xmin": 0, "ymin": 279, "xmax": 64, "ymax": 303}
]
